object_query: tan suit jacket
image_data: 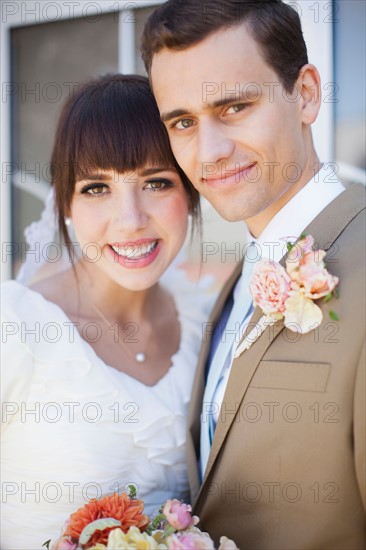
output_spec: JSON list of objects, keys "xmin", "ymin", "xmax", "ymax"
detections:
[{"xmin": 188, "ymin": 184, "xmax": 366, "ymax": 549}]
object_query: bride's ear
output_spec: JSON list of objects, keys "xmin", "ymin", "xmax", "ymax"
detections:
[{"xmin": 297, "ymin": 64, "xmax": 321, "ymax": 125}]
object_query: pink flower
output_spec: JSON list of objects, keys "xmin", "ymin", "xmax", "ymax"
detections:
[
  {"xmin": 167, "ymin": 532, "xmax": 215, "ymax": 549},
  {"xmin": 286, "ymin": 236, "xmax": 338, "ymax": 300},
  {"xmin": 288, "ymin": 249, "xmax": 338, "ymax": 299},
  {"xmin": 163, "ymin": 500, "xmax": 199, "ymax": 531},
  {"xmin": 287, "ymin": 248, "xmax": 326, "ymax": 284},
  {"xmin": 250, "ymin": 259, "xmax": 291, "ymax": 317},
  {"xmin": 298, "ymin": 256, "xmax": 338, "ymax": 300},
  {"xmin": 286, "ymin": 235, "xmax": 315, "ymax": 271},
  {"xmin": 51, "ymin": 536, "xmax": 77, "ymax": 550}
]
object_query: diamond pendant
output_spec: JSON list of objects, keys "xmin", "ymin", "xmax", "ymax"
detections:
[{"xmin": 135, "ymin": 352, "xmax": 146, "ymax": 363}]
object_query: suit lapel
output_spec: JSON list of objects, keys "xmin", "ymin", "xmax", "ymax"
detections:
[{"xmin": 196, "ymin": 184, "xmax": 365, "ymax": 502}]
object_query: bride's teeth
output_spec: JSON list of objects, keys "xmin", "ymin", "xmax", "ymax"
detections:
[{"xmin": 112, "ymin": 241, "xmax": 157, "ymax": 258}]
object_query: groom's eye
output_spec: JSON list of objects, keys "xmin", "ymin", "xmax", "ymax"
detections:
[
  {"xmin": 226, "ymin": 103, "xmax": 248, "ymax": 115},
  {"xmin": 172, "ymin": 118, "xmax": 196, "ymax": 130}
]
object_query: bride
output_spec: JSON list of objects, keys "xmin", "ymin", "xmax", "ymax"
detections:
[{"xmin": 1, "ymin": 74, "xmax": 212, "ymax": 548}]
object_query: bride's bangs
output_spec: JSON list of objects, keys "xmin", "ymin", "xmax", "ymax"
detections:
[{"xmin": 73, "ymin": 76, "xmax": 176, "ymax": 181}]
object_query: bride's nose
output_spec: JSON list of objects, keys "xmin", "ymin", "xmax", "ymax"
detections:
[{"xmin": 112, "ymin": 188, "xmax": 148, "ymax": 233}]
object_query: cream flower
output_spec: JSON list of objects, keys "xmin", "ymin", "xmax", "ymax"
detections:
[
  {"xmin": 107, "ymin": 526, "xmax": 167, "ymax": 550},
  {"xmin": 218, "ymin": 536, "xmax": 240, "ymax": 550},
  {"xmin": 284, "ymin": 291, "xmax": 323, "ymax": 333},
  {"xmin": 166, "ymin": 531, "xmax": 215, "ymax": 549}
]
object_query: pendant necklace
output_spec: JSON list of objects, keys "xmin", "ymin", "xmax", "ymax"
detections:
[{"xmin": 91, "ymin": 301, "xmax": 152, "ymax": 364}]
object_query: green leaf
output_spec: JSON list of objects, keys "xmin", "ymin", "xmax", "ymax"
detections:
[
  {"xmin": 42, "ymin": 541, "xmax": 51, "ymax": 549},
  {"xmin": 162, "ymin": 524, "xmax": 176, "ymax": 539},
  {"xmin": 79, "ymin": 518, "xmax": 121, "ymax": 545},
  {"xmin": 128, "ymin": 484, "xmax": 137, "ymax": 499},
  {"xmin": 329, "ymin": 310, "xmax": 339, "ymax": 321},
  {"xmin": 334, "ymin": 288, "xmax": 340, "ymax": 299},
  {"xmin": 286, "ymin": 242, "xmax": 294, "ymax": 252},
  {"xmin": 146, "ymin": 512, "xmax": 166, "ymax": 534},
  {"xmin": 323, "ymin": 292, "xmax": 333, "ymax": 303}
]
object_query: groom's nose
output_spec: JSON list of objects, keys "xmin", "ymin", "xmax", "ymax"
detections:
[{"xmin": 196, "ymin": 119, "xmax": 234, "ymax": 165}]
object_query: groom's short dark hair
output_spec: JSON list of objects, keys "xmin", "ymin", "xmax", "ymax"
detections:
[{"xmin": 141, "ymin": 0, "xmax": 308, "ymax": 92}]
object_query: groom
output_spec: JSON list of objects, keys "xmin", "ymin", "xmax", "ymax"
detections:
[{"xmin": 142, "ymin": 1, "xmax": 366, "ymax": 547}]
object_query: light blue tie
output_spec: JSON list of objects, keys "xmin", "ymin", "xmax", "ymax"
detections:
[{"xmin": 200, "ymin": 243, "xmax": 256, "ymax": 477}]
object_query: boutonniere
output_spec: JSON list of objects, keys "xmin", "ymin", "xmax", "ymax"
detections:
[{"xmin": 234, "ymin": 235, "xmax": 339, "ymax": 358}]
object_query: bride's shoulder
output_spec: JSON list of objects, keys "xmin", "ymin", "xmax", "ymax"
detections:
[
  {"xmin": 1, "ymin": 270, "xmax": 76, "ymax": 322},
  {"xmin": 30, "ymin": 269, "xmax": 77, "ymax": 309}
]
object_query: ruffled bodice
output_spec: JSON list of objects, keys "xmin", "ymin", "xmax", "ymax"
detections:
[{"xmin": 0, "ymin": 274, "xmax": 214, "ymax": 549}]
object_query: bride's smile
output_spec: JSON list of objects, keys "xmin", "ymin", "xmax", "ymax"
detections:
[{"xmin": 71, "ymin": 167, "xmax": 189, "ymax": 291}]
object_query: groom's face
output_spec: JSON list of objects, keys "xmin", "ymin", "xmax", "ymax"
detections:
[{"xmin": 151, "ymin": 24, "xmax": 311, "ymax": 230}]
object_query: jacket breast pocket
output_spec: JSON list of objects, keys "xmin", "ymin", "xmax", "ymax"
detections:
[{"xmin": 249, "ymin": 360, "xmax": 331, "ymax": 393}]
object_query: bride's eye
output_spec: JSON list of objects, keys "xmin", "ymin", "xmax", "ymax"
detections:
[
  {"xmin": 145, "ymin": 178, "xmax": 173, "ymax": 191},
  {"xmin": 81, "ymin": 183, "xmax": 108, "ymax": 196}
]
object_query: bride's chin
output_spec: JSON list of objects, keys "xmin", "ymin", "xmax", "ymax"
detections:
[{"xmin": 111, "ymin": 268, "xmax": 164, "ymax": 293}]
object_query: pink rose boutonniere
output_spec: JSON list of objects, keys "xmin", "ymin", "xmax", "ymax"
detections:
[{"xmin": 234, "ymin": 235, "xmax": 339, "ymax": 358}]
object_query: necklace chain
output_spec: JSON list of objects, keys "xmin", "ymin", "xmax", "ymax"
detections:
[{"xmin": 91, "ymin": 301, "xmax": 152, "ymax": 364}]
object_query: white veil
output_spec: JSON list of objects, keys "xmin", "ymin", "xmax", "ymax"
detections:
[{"xmin": 16, "ymin": 187, "xmax": 78, "ymax": 286}]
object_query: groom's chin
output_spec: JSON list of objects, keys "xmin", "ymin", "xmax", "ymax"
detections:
[{"xmin": 204, "ymin": 202, "xmax": 248, "ymax": 223}]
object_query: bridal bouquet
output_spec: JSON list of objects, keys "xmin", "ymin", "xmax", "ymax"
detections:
[{"xmin": 46, "ymin": 486, "xmax": 238, "ymax": 550}]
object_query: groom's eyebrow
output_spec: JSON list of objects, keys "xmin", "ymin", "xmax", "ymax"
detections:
[
  {"xmin": 161, "ymin": 89, "xmax": 259, "ymax": 123},
  {"xmin": 161, "ymin": 109, "xmax": 190, "ymax": 123}
]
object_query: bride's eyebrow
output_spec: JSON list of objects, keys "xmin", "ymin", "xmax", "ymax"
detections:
[{"xmin": 139, "ymin": 167, "xmax": 172, "ymax": 176}]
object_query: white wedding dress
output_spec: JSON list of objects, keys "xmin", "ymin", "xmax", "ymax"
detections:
[{"xmin": 0, "ymin": 270, "xmax": 214, "ymax": 549}]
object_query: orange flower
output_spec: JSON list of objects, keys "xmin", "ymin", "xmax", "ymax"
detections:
[{"xmin": 65, "ymin": 493, "xmax": 149, "ymax": 546}]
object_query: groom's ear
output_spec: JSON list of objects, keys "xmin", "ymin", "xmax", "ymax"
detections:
[{"xmin": 297, "ymin": 64, "xmax": 321, "ymax": 125}]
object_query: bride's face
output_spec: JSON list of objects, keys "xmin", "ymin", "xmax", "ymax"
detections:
[{"xmin": 71, "ymin": 167, "xmax": 189, "ymax": 291}]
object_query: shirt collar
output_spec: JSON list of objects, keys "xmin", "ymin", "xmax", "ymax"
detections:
[{"xmin": 250, "ymin": 163, "xmax": 345, "ymax": 264}]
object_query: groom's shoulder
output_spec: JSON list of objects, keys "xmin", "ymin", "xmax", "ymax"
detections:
[
  {"xmin": 334, "ymin": 184, "xmax": 365, "ymax": 245},
  {"xmin": 328, "ymin": 186, "xmax": 365, "ymax": 304},
  {"xmin": 341, "ymin": 183, "xmax": 365, "ymax": 217},
  {"xmin": 313, "ymin": 183, "xmax": 365, "ymax": 250}
]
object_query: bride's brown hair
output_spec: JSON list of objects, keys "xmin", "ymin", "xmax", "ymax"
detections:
[{"xmin": 50, "ymin": 74, "xmax": 200, "ymax": 260}]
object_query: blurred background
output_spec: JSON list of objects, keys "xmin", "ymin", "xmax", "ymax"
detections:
[{"xmin": 1, "ymin": 0, "xmax": 365, "ymax": 284}]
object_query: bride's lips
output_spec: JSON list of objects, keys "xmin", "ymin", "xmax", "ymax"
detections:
[
  {"xmin": 201, "ymin": 163, "xmax": 257, "ymax": 188},
  {"xmin": 108, "ymin": 238, "xmax": 160, "ymax": 269}
]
